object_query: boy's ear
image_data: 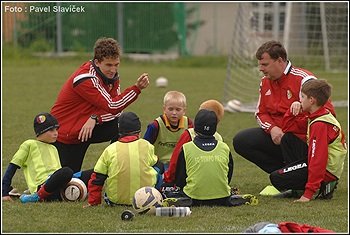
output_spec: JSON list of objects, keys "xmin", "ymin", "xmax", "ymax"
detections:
[{"xmin": 309, "ymin": 96, "xmax": 316, "ymax": 104}]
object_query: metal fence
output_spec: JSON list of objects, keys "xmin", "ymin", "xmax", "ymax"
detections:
[{"xmin": 2, "ymin": 2, "xmax": 191, "ymax": 56}]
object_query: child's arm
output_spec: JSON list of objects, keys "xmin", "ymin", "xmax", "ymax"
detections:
[
  {"xmin": 2, "ymin": 163, "xmax": 20, "ymax": 202},
  {"xmin": 302, "ymin": 121, "xmax": 335, "ymax": 200},
  {"xmin": 174, "ymin": 148, "xmax": 187, "ymax": 189},
  {"xmin": 84, "ymin": 172, "xmax": 107, "ymax": 207},
  {"xmin": 282, "ymin": 102, "xmax": 308, "ymax": 134},
  {"xmin": 143, "ymin": 120, "xmax": 159, "ymax": 144},
  {"xmin": 227, "ymin": 151, "xmax": 234, "ymax": 184},
  {"xmin": 164, "ymin": 130, "xmax": 192, "ymax": 183}
]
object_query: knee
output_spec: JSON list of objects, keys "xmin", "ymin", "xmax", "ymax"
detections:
[
  {"xmin": 281, "ymin": 132, "xmax": 294, "ymax": 144},
  {"xmin": 61, "ymin": 166, "xmax": 74, "ymax": 179},
  {"xmin": 232, "ymin": 130, "xmax": 245, "ymax": 150},
  {"xmin": 269, "ymin": 170, "xmax": 284, "ymax": 191}
]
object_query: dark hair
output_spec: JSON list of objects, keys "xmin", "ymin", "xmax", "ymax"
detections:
[
  {"xmin": 256, "ymin": 40, "xmax": 287, "ymax": 61},
  {"xmin": 301, "ymin": 79, "xmax": 332, "ymax": 106},
  {"xmin": 93, "ymin": 37, "xmax": 122, "ymax": 62}
]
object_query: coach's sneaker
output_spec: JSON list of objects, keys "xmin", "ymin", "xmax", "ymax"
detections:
[
  {"xmin": 162, "ymin": 197, "xmax": 193, "ymax": 207},
  {"xmin": 229, "ymin": 194, "xmax": 258, "ymax": 206},
  {"xmin": 274, "ymin": 189, "xmax": 303, "ymax": 198},
  {"xmin": 316, "ymin": 181, "xmax": 338, "ymax": 200},
  {"xmin": 20, "ymin": 192, "xmax": 40, "ymax": 203}
]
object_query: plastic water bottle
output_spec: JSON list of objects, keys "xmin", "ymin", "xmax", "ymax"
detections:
[{"xmin": 155, "ymin": 207, "xmax": 191, "ymax": 217}]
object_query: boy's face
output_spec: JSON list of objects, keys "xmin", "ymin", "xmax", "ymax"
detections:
[
  {"xmin": 163, "ymin": 100, "xmax": 186, "ymax": 126},
  {"xmin": 300, "ymin": 92, "xmax": 312, "ymax": 112},
  {"xmin": 94, "ymin": 57, "xmax": 120, "ymax": 79},
  {"xmin": 37, "ymin": 128, "xmax": 58, "ymax": 144}
]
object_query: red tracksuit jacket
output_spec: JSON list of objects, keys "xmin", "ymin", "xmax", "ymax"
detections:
[
  {"xmin": 255, "ymin": 61, "xmax": 335, "ymax": 141},
  {"xmin": 51, "ymin": 60, "xmax": 141, "ymax": 144}
]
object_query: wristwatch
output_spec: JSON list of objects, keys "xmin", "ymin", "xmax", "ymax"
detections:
[{"xmin": 90, "ymin": 114, "xmax": 98, "ymax": 124}]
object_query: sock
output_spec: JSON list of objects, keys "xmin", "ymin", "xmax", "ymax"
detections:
[{"xmin": 37, "ymin": 184, "xmax": 52, "ymax": 202}]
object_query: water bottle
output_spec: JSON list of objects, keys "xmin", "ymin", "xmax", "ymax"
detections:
[{"xmin": 155, "ymin": 207, "xmax": 191, "ymax": 217}]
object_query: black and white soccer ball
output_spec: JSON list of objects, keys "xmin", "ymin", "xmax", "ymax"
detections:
[
  {"xmin": 132, "ymin": 186, "xmax": 163, "ymax": 215},
  {"xmin": 60, "ymin": 178, "xmax": 87, "ymax": 202}
]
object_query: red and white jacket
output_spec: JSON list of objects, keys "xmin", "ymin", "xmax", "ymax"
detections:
[
  {"xmin": 255, "ymin": 61, "xmax": 335, "ymax": 141},
  {"xmin": 51, "ymin": 60, "xmax": 141, "ymax": 144}
]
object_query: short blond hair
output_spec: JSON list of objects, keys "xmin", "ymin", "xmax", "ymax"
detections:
[
  {"xmin": 163, "ymin": 91, "xmax": 186, "ymax": 107},
  {"xmin": 199, "ymin": 100, "xmax": 224, "ymax": 123}
]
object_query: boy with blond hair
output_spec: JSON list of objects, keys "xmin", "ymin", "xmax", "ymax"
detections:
[{"xmin": 144, "ymin": 91, "xmax": 193, "ymax": 171}]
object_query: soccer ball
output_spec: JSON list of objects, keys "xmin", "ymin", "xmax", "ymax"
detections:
[
  {"xmin": 60, "ymin": 178, "xmax": 88, "ymax": 202},
  {"xmin": 226, "ymin": 99, "xmax": 242, "ymax": 113},
  {"xmin": 155, "ymin": 77, "xmax": 168, "ymax": 87},
  {"xmin": 132, "ymin": 186, "xmax": 163, "ymax": 215}
]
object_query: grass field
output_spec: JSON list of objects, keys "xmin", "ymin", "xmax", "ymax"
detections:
[{"xmin": 2, "ymin": 50, "xmax": 348, "ymax": 233}]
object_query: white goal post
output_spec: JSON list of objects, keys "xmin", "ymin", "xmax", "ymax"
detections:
[{"xmin": 223, "ymin": 2, "xmax": 348, "ymax": 113}]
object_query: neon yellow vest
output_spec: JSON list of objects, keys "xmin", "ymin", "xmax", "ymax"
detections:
[
  {"xmin": 94, "ymin": 139, "xmax": 158, "ymax": 205},
  {"xmin": 182, "ymin": 141, "xmax": 231, "ymax": 200},
  {"xmin": 307, "ymin": 113, "xmax": 347, "ymax": 179},
  {"xmin": 154, "ymin": 116, "xmax": 189, "ymax": 164},
  {"xmin": 10, "ymin": 140, "xmax": 61, "ymax": 194}
]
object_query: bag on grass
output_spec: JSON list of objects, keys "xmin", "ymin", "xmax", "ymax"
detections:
[{"xmin": 278, "ymin": 222, "xmax": 334, "ymax": 233}]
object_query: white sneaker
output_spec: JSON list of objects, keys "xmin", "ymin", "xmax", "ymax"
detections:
[{"xmin": 9, "ymin": 188, "xmax": 21, "ymax": 197}]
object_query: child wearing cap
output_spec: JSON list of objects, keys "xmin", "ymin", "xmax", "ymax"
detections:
[
  {"xmin": 2, "ymin": 112, "xmax": 92, "ymax": 203},
  {"xmin": 163, "ymin": 99, "xmax": 224, "ymax": 185},
  {"xmin": 84, "ymin": 111, "xmax": 164, "ymax": 207},
  {"xmin": 171, "ymin": 109, "xmax": 258, "ymax": 207},
  {"xmin": 143, "ymin": 91, "xmax": 194, "ymax": 171}
]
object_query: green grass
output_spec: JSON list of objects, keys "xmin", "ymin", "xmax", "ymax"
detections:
[{"xmin": 2, "ymin": 53, "xmax": 348, "ymax": 233}]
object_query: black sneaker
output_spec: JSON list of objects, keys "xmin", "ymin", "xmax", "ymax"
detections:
[
  {"xmin": 274, "ymin": 189, "xmax": 303, "ymax": 198},
  {"xmin": 316, "ymin": 181, "xmax": 338, "ymax": 200},
  {"xmin": 162, "ymin": 197, "xmax": 193, "ymax": 207},
  {"xmin": 229, "ymin": 194, "xmax": 258, "ymax": 206}
]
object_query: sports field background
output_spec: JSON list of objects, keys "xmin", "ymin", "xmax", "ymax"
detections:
[{"xmin": 1, "ymin": 50, "xmax": 348, "ymax": 233}]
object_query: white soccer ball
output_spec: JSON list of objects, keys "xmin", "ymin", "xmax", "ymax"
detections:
[
  {"xmin": 155, "ymin": 77, "xmax": 168, "ymax": 87},
  {"xmin": 226, "ymin": 99, "xmax": 242, "ymax": 113},
  {"xmin": 132, "ymin": 186, "xmax": 163, "ymax": 215},
  {"xmin": 60, "ymin": 178, "xmax": 87, "ymax": 202}
]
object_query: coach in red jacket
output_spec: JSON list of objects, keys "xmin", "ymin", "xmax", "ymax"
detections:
[
  {"xmin": 232, "ymin": 40, "xmax": 335, "ymax": 174},
  {"xmin": 51, "ymin": 37, "xmax": 149, "ymax": 172}
]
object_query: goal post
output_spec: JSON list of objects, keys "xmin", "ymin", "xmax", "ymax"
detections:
[
  {"xmin": 223, "ymin": 2, "xmax": 348, "ymax": 113},
  {"xmin": 223, "ymin": 3, "xmax": 263, "ymax": 113}
]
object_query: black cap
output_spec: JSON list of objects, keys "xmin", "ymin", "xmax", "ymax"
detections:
[
  {"xmin": 118, "ymin": 112, "xmax": 141, "ymax": 136},
  {"xmin": 34, "ymin": 112, "xmax": 59, "ymax": 137},
  {"xmin": 194, "ymin": 109, "xmax": 217, "ymax": 136}
]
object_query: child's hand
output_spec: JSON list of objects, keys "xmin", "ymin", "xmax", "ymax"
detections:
[
  {"xmin": 293, "ymin": 195, "xmax": 310, "ymax": 203},
  {"xmin": 290, "ymin": 101, "xmax": 302, "ymax": 116},
  {"xmin": 2, "ymin": 196, "xmax": 14, "ymax": 202}
]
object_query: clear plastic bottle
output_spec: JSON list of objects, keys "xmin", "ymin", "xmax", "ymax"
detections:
[{"xmin": 155, "ymin": 207, "xmax": 191, "ymax": 217}]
